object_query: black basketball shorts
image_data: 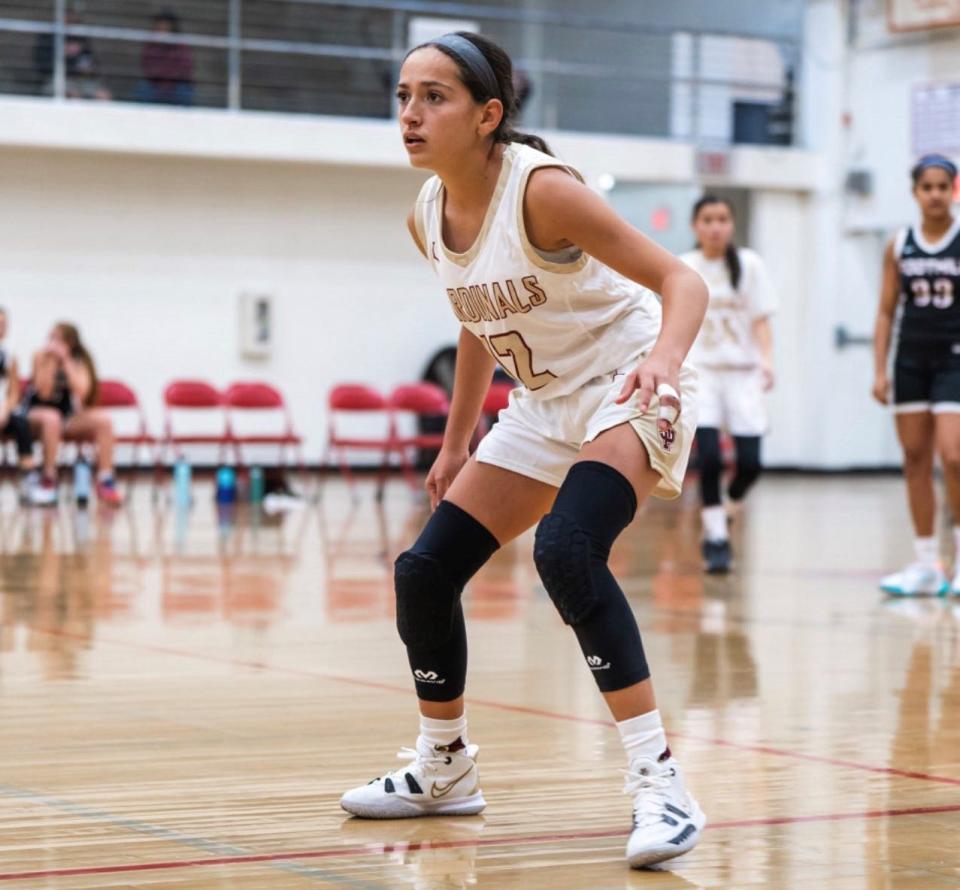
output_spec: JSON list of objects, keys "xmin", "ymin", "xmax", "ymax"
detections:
[{"xmin": 893, "ymin": 339, "xmax": 960, "ymax": 414}]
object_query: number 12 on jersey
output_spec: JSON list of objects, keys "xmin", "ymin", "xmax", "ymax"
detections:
[{"xmin": 478, "ymin": 331, "xmax": 557, "ymax": 391}]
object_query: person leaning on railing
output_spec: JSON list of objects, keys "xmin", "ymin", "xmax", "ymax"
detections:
[
  {"xmin": 32, "ymin": 8, "xmax": 111, "ymax": 101},
  {"xmin": 135, "ymin": 10, "xmax": 195, "ymax": 107}
]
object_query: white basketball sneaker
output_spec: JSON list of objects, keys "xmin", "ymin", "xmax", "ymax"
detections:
[
  {"xmin": 340, "ymin": 738, "xmax": 486, "ymax": 819},
  {"xmin": 951, "ymin": 565, "xmax": 960, "ymax": 596},
  {"xmin": 624, "ymin": 751, "xmax": 706, "ymax": 869},
  {"xmin": 880, "ymin": 562, "xmax": 948, "ymax": 597}
]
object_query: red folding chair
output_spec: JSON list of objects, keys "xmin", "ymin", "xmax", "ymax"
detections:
[
  {"xmin": 224, "ymin": 381, "xmax": 304, "ymax": 470},
  {"xmin": 327, "ymin": 384, "xmax": 393, "ymax": 500},
  {"xmin": 388, "ymin": 382, "xmax": 450, "ymax": 491},
  {"xmin": 97, "ymin": 379, "xmax": 157, "ymax": 468},
  {"xmin": 160, "ymin": 380, "xmax": 231, "ymax": 468}
]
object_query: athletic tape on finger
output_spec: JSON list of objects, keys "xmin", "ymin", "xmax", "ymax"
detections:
[
  {"xmin": 656, "ymin": 383, "xmax": 681, "ymax": 426},
  {"xmin": 656, "ymin": 383, "xmax": 679, "ymax": 401}
]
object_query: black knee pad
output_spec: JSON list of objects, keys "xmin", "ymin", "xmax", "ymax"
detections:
[
  {"xmin": 533, "ymin": 462, "xmax": 650, "ymax": 692},
  {"xmin": 696, "ymin": 427, "xmax": 723, "ymax": 507},
  {"xmin": 729, "ymin": 435, "xmax": 762, "ymax": 501},
  {"xmin": 736, "ymin": 454, "xmax": 763, "ymax": 479},
  {"xmin": 394, "ymin": 500, "xmax": 499, "ymax": 651},
  {"xmin": 533, "ymin": 513, "xmax": 599, "ymax": 625},
  {"xmin": 395, "ymin": 551, "xmax": 459, "ymax": 649},
  {"xmin": 533, "ymin": 461, "xmax": 637, "ymax": 627}
]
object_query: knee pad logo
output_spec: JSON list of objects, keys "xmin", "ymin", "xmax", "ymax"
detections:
[
  {"xmin": 586, "ymin": 654, "xmax": 611, "ymax": 670},
  {"xmin": 413, "ymin": 669, "xmax": 446, "ymax": 685}
]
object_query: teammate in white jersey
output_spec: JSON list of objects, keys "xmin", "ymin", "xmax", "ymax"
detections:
[
  {"xmin": 873, "ymin": 154, "xmax": 960, "ymax": 597},
  {"xmin": 681, "ymin": 196, "xmax": 777, "ymax": 573},
  {"xmin": 339, "ymin": 32, "xmax": 709, "ymax": 869}
]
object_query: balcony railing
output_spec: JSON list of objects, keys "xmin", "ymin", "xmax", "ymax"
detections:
[{"xmin": 0, "ymin": 0, "xmax": 799, "ymax": 146}]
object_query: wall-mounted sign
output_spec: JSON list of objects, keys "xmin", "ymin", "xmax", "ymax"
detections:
[
  {"xmin": 239, "ymin": 292, "xmax": 273, "ymax": 360},
  {"xmin": 696, "ymin": 149, "xmax": 731, "ymax": 178},
  {"xmin": 888, "ymin": 0, "xmax": 960, "ymax": 33},
  {"xmin": 912, "ymin": 81, "xmax": 960, "ymax": 155}
]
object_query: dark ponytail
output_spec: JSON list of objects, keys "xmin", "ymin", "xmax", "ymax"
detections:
[
  {"xmin": 723, "ymin": 243, "xmax": 742, "ymax": 292},
  {"xmin": 691, "ymin": 194, "xmax": 741, "ymax": 291},
  {"xmin": 408, "ymin": 32, "xmax": 552, "ymax": 156}
]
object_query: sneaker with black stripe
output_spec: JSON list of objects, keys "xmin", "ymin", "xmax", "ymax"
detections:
[
  {"xmin": 340, "ymin": 737, "xmax": 485, "ymax": 819},
  {"xmin": 702, "ymin": 539, "xmax": 732, "ymax": 574},
  {"xmin": 625, "ymin": 750, "xmax": 706, "ymax": 868}
]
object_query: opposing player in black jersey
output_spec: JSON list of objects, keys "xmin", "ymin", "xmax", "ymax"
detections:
[{"xmin": 873, "ymin": 154, "xmax": 960, "ymax": 596}]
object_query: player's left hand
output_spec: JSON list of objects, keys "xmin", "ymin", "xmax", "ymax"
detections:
[{"xmin": 615, "ymin": 352, "xmax": 682, "ymax": 435}]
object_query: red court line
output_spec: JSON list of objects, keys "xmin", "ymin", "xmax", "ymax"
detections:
[
  {"xmin": 3, "ymin": 803, "xmax": 960, "ymax": 882},
  {"xmin": 33, "ymin": 627, "xmax": 960, "ymax": 788}
]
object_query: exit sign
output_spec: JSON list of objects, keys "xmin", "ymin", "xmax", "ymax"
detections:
[{"xmin": 697, "ymin": 150, "xmax": 731, "ymax": 177}]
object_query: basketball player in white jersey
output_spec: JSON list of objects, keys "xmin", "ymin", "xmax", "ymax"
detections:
[
  {"xmin": 873, "ymin": 154, "xmax": 960, "ymax": 597},
  {"xmin": 681, "ymin": 197, "xmax": 777, "ymax": 573},
  {"xmin": 339, "ymin": 33, "xmax": 709, "ymax": 869}
]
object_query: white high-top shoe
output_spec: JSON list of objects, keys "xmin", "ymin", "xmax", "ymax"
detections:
[
  {"xmin": 340, "ymin": 738, "xmax": 485, "ymax": 819},
  {"xmin": 880, "ymin": 562, "xmax": 948, "ymax": 597},
  {"xmin": 624, "ymin": 752, "xmax": 706, "ymax": 869}
]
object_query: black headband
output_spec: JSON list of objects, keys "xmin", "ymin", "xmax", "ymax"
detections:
[
  {"xmin": 914, "ymin": 154, "xmax": 958, "ymax": 179},
  {"xmin": 433, "ymin": 33, "xmax": 500, "ymax": 101}
]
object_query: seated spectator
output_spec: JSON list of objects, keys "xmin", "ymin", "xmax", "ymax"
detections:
[
  {"xmin": 23, "ymin": 323, "xmax": 123, "ymax": 507},
  {"xmin": 135, "ymin": 10, "xmax": 195, "ymax": 106},
  {"xmin": 33, "ymin": 8, "xmax": 112, "ymax": 101},
  {"xmin": 0, "ymin": 308, "xmax": 43, "ymax": 504}
]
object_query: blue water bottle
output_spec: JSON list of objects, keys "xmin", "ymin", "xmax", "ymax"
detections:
[
  {"xmin": 215, "ymin": 466, "xmax": 237, "ymax": 504},
  {"xmin": 74, "ymin": 457, "xmax": 91, "ymax": 507},
  {"xmin": 249, "ymin": 466, "xmax": 264, "ymax": 503},
  {"xmin": 173, "ymin": 456, "xmax": 192, "ymax": 508}
]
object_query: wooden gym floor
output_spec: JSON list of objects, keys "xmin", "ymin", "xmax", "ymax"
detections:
[{"xmin": 0, "ymin": 474, "xmax": 958, "ymax": 888}]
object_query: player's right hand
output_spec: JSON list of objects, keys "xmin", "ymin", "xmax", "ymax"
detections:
[
  {"xmin": 871, "ymin": 373, "xmax": 890, "ymax": 405},
  {"xmin": 425, "ymin": 447, "xmax": 470, "ymax": 510}
]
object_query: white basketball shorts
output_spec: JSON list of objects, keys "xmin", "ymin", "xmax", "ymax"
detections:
[
  {"xmin": 475, "ymin": 352, "xmax": 698, "ymax": 500},
  {"xmin": 695, "ymin": 366, "xmax": 767, "ymax": 436}
]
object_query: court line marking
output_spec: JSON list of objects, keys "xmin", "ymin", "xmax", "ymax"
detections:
[
  {"xmin": 458, "ymin": 697, "xmax": 960, "ymax": 788},
  {"xmin": 31, "ymin": 626, "xmax": 960, "ymax": 790},
  {"xmin": 2, "ymin": 803, "xmax": 959, "ymax": 882},
  {"xmin": 0, "ymin": 784, "xmax": 383, "ymax": 890}
]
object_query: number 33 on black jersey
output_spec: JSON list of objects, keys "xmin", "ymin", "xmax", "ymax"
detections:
[{"xmin": 896, "ymin": 218, "xmax": 960, "ymax": 343}]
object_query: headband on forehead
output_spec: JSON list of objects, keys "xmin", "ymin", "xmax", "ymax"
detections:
[
  {"xmin": 914, "ymin": 153, "xmax": 958, "ymax": 178},
  {"xmin": 433, "ymin": 33, "xmax": 500, "ymax": 101}
]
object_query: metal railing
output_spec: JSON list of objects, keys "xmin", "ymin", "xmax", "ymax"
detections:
[{"xmin": 0, "ymin": 0, "xmax": 800, "ymax": 145}]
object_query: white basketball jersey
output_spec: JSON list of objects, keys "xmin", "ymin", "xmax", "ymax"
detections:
[
  {"xmin": 680, "ymin": 248, "xmax": 777, "ymax": 370},
  {"xmin": 414, "ymin": 143, "xmax": 664, "ymax": 400}
]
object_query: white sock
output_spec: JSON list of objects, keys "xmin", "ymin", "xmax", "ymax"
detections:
[
  {"xmin": 701, "ymin": 505, "xmax": 728, "ymax": 542},
  {"xmin": 418, "ymin": 713, "xmax": 468, "ymax": 752},
  {"xmin": 617, "ymin": 709, "xmax": 667, "ymax": 765},
  {"xmin": 914, "ymin": 535, "xmax": 939, "ymax": 567}
]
